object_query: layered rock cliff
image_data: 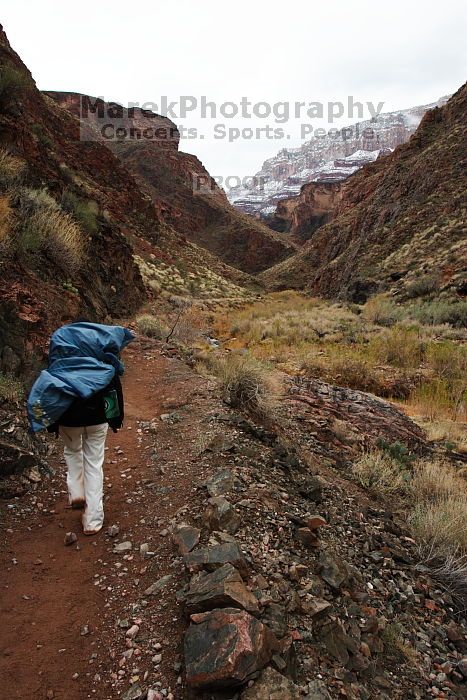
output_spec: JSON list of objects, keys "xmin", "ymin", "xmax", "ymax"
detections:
[
  {"xmin": 229, "ymin": 98, "xmax": 449, "ymax": 217},
  {"xmin": 268, "ymin": 181, "xmax": 344, "ymax": 242},
  {"xmin": 260, "ymin": 84, "xmax": 467, "ymax": 301}
]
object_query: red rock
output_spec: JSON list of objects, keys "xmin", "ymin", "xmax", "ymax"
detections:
[
  {"xmin": 307, "ymin": 515, "xmax": 327, "ymax": 531},
  {"xmin": 184, "ymin": 608, "xmax": 278, "ymax": 688}
]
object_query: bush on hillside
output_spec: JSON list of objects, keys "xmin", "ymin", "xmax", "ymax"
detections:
[
  {"xmin": 211, "ymin": 353, "xmax": 278, "ymax": 416},
  {"xmin": 352, "ymin": 449, "xmax": 409, "ymax": 493},
  {"xmin": 0, "ymin": 64, "xmax": 32, "ymax": 103},
  {"xmin": 136, "ymin": 314, "xmax": 169, "ymax": 340},
  {"xmin": 0, "ymin": 149, "xmax": 26, "ymax": 188},
  {"xmin": 15, "ymin": 187, "xmax": 85, "ymax": 270},
  {"xmin": 61, "ymin": 191, "xmax": 99, "ymax": 234}
]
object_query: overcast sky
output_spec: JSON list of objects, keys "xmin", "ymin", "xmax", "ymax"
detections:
[{"xmin": 2, "ymin": 0, "xmax": 466, "ymax": 184}]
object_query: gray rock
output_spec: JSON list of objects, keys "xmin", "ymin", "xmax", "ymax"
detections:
[
  {"xmin": 204, "ymin": 496, "xmax": 240, "ymax": 534},
  {"xmin": 107, "ymin": 524, "xmax": 120, "ymax": 537},
  {"xmin": 185, "ymin": 563, "xmax": 259, "ymax": 615},
  {"xmin": 241, "ymin": 666, "xmax": 301, "ymax": 698},
  {"xmin": 113, "ymin": 541, "xmax": 132, "ymax": 553},
  {"xmin": 144, "ymin": 575, "xmax": 173, "ymax": 596},
  {"xmin": 260, "ymin": 603, "xmax": 289, "ymax": 638},
  {"xmin": 172, "ymin": 525, "xmax": 201, "ymax": 554},
  {"xmin": 298, "ymin": 475, "xmax": 323, "ymax": 503},
  {"xmin": 306, "ymin": 680, "xmax": 332, "ymax": 699},
  {"xmin": 204, "ymin": 469, "xmax": 236, "ymax": 497},
  {"xmin": 122, "ymin": 684, "xmax": 144, "ymax": 700},
  {"xmin": 64, "ymin": 532, "xmax": 78, "ymax": 546},
  {"xmin": 184, "ymin": 542, "xmax": 248, "ymax": 576},
  {"xmin": 318, "ymin": 550, "xmax": 349, "ymax": 590}
]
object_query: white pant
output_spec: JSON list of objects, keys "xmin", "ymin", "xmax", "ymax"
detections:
[{"xmin": 59, "ymin": 423, "xmax": 108, "ymax": 532}]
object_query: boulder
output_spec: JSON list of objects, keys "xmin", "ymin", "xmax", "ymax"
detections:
[
  {"xmin": 185, "ymin": 564, "xmax": 259, "ymax": 615},
  {"xmin": 185, "ymin": 608, "xmax": 278, "ymax": 688},
  {"xmin": 240, "ymin": 666, "xmax": 301, "ymax": 699},
  {"xmin": 204, "ymin": 496, "xmax": 240, "ymax": 534},
  {"xmin": 183, "ymin": 542, "xmax": 248, "ymax": 576},
  {"xmin": 204, "ymin": 469, "xmax": 236, "ymax": 497},
  {"xmin": 172, "ymin": 525, "xmax": 200, "ymax": 555},
  {"xmin": 307, "ymin": 515, "xmax": 327, "ymax": 531},
  {"xmin": 318, "ymin": 550, "xmax": 349, "ymax": 590}
]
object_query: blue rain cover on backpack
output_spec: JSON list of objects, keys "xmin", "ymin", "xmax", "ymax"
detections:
[{"xmin": 27, "ymin": 322, "xmax": 135, "ymax": 432}]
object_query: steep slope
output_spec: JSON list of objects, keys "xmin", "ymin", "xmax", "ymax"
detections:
[
  {"xmin": 0, "ymin": 27, "xmax": 261, "ymax": 379},
  {"xmin": 260, "ymin": 84, "xmax": 467, "ymax": 302},
  {"xmin": 0, "ymin": 25, "xmax": 154, "ymax": 376},
  {"xmin": 47, "ymin": 92, "xmax": 295, "ymax": 275},
  {"xmin": 228, "ymin": 97, "xmax": 449, "ymax": 217}
]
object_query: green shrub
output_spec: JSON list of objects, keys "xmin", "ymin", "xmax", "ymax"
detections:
[
  {"xmin": 136, "ymin": 314, "xmax": 169, "ymax": 340},
  {"xmin": 0, "ymin": 373, "xmax": 24, "ymax": 402},
  {"xmin": 61, "ymin": 191, "xmax": 99, "ymax": 234},
  {"xmin": 30, "ymin": 123, "xmax": 53, "ymax": 149},
  {"xmin": 409, "ymin": 300, "xmax": 467, "ymax": 328},
  {"xmin": 404, "ymin": 275, "xmax": 440, "ymax": 299},
  {"xmin": 0, "ymin": 64, "xmax": 32, "ymax": 102},
  {"xmin": 376, "ymin": 439, "xmax": 415, "ymax": 467}
]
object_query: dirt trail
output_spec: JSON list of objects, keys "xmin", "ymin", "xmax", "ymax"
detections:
[{"xmin": 0, "ymin": 339, "xmax": 213, "ymax": 700}]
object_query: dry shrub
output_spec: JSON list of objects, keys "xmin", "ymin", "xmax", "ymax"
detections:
[
  {"xmin": 21, "ymin": 207, "xmax": 84, "ymax": 270},
  {"xmin": 0, "ymin": 194, "xmax": 12, "ymax": 249},
  {"xmin": 411, "ymin": 379, "xmax": 466, "ymax": 422},
  {"xmin": 352, "ymin": 449, "xmax": 408, "ymax": 493},
  {"xmin": 211, "ymin": 353, "xmax": 278, "ymax": 416},
  {"xmin": 427, "ymin": 341, "xmax": 466, "ymax": 381},
  {"xmin": 369, "ymin": 326, "xmax": 426, "ymax": 368},
  {"xmin": 13, "ymin": 187, "xmax": 85, "ymax": 270},
  {"xmin": 169, "ymin": 305, "xmax": 208, "ymax": 345},
  {"xmin": 411, "ymin": 459, "xmax": 462, "ymax": 503},
  {"xmin": 136, "ymin": 314, "xmax": 169, "ymax": 340},
  {"xmin": 302, "ymin": 350, "xmax": 414, "ymax": 399},
  {"xmin": 0, "ymin": 373, "xmax": 24, "ymax": 402},
  {"xmin": 0, "ymin": 148, "xmax": 26, "ymax": 187},
  {"xmin": 362, "ymin": 295, "xmax": 401, "ymax": 326},
  {"xmin": 410, "ymin": 498, "xmax": 467, "ymax": 554},
  {"xmin": 409, "ymin": 459, "xmax": 467, "ymax": 607}
]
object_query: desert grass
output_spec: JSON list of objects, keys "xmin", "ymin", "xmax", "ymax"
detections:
[
  {"xmin": 0, "ymin": 149, "xmax": 26, "ymax": 188},
  {"xmin": 352, "ymin": 449, "xmax": 409, "ymax": 493},
  {"xmin": 20, "ymin": 207, "xmax": 84, "ymax": 270},
  {"xmin": 0, "ymin": 373, "xmax": 24, "ymax": 402},
  {"xmin": 206, "ymin": 352, "xmax": 279, "ymax": 417},
  {"xmin": 218, "ymin": 292, "xmax": 466, "ymax": 446},
  {"xmin": 136, "ymin": 314, "xmax": 169, "ymax": 340},
  {"xmin": 0, "ymin": 194, "xmax": 12, "ymax": 249}
]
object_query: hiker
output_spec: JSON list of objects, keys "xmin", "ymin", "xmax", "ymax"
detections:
[{"xmin": 27, "ymin": 320, "xmax": 135, "ymax": 534}]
